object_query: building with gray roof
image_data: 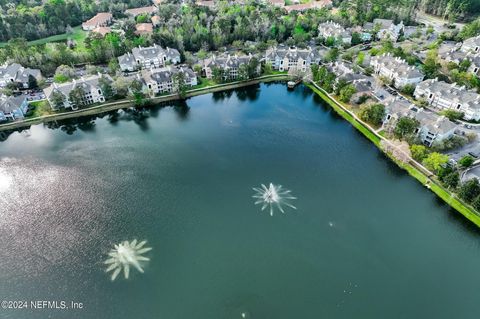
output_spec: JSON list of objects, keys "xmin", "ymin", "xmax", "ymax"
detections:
[
  {"xmin": 139, "ymin": 65, "xmax": 197, "ymax": 95},
  {"xmin": 0, "ymin": 63, "xmax": 42, "ymax": 89},
  {"xmin": 382, "ymin": 96, "xmax": 457, "ymax": 146},
  {"xmin": 414, "ymin": 78, "xmax": 480, "ymax": 120},
  {"xmin": 0, "ymin": 95, "xmax": 29, "ymax": 121},
  {"xmin": 461, "ymin": 35, "xmax": 480, "ymax": 53},
  {"xmin": 318, "ymin": 21, "xmax": 351, "ymax": 45},
  {"xmin": 265, "ymin": 45, "xmax": 323, "ymax": 72},
  {"xmin": 118, "ymin": 44, "xmax": 181, "ymax": 72},
  {"xmin": 201, "ymin": 53, "xmax": 259, "ymax": 80},
  {"xmin": 43, "ymin": 74, "xmax": 112, "ymax": 110},
  {"xmin": 370, "ymin": 53, "xmax": 424, "ymax": 88}
]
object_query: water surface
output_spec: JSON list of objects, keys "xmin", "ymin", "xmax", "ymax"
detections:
[{"xmin": 0, "ymin": 83, "xmax": 479, "ymax": 319}]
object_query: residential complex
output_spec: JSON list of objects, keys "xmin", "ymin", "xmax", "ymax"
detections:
[
  {"xmin": 414, "ymin": 79, "xmax": 480, "ymax": 121},
  {"xmin": 318, "ymin": 21, "xmax": 351, "ymax": 44},
  {"xmin": 0, "ymin": 95, "xmax": 28, "ymax": 121},
  {"xmin": 265, "ymin": 46, "xmax": 323, "ymax": 72},
  {"xmin": 201, "ymin": 54, "xmax": 260, "ymax": 80},
  {"xmin": 383, "ymin": 97, "xmax": 457, "ymax": 147},
  {"xmin": 118, "ymin": 45, "xmax": 181, "ymax": 72},
  {"xmin": 0, "ymin": 63, "xmax": 42, "ymax": 89},
  {"xmin": 139, "ymin": 65, "xmax": 197, "ymax": 95},
  {"xmin": 44, "ymin": 75, "xmax": 111, "ymax": 110},
  {"xmin": 370, "ymin": 53, "xmax": 424, "ymax": 88}
]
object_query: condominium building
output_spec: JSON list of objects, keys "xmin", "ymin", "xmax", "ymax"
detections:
[
  {"xmin": 370, "ymin": 53, "xmax": 424, "ymax": 88},
  {"xmin": 44, "ymin": 75, "xmax": 112, "ymax": 110},
  {"xmin": 118, "ymin": 45, "xmax": 181, "ymax": 72},
  {"xmin": 265, "ymin": 45, "xmax": 323, "ymax": 72},
  {"xmin": 414, "ymin": 78, "xmax": 480, "ymax": 120}
]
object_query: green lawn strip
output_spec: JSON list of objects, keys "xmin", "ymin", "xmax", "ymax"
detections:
[
  {"xmin": 0, "ymin": 26, "xmax": 87, "ymax": 48},
  {"xmin": 305, "ymin": 83, "xmax": 380, "ymax": 146},
  {"xmin": 306, "ymin": 82, "xmax": 480, "ymax": 227}
]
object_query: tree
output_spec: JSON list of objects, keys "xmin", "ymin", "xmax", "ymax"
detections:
[
  {"xmin": 99, "ymin": 76, "xmax": 114, "ymax": 100},
  {"xmin": 440, "ymin": 109, "xmax": 464, "ymax": 121},
  {"xmin": 173, "ymin": 71, "xmax": 188, "ymax": 98},
  {"xmin": 401, "ymin": 84, "xmax": 415, "ymax": 96},
  {"xmin": 410, "ymin": 144, "xmax": 429, "ymax": 162},
  {"xmin": 69, "ymin": 86, "xmax": 86, "ymax": 107},
  {"xmin": 247, "ymin": 58, "xmax": 259, "ymax": 79},
  {"xmin": 351, "ymin": 32, "xmax": 362, "ymax": 46},
  {"xmin": 129, "ymin": 79, "xmax": 143, "ymax": 95},
  {"xmin": 459, "ymin": 178, "xmax": 480, "ymax": 203},
  {"xmin": 112, "ymin": 76, "xmax": 130, "ymax": 98},
  {"xmin": 339, "ymin": 84, "xmax": 356, "ymax": 103},
  {"xmin": 325, "ymin": 36, "xmax": 336, "ymax": 47},
  {"xmin": 54, "ymin": 65, "xmax": 75, "ymax": 83},
  {"xmin": 443, "ymin": 171, "xmax": 460, "ymax": 189},
  {"xmin": 360, "ymin": 103, "xmax": 385, "ymax": 126},
  {"xmin": 473, "ymin": 195, "xmax": 480, "ymax": 211},
  {"xmin": 394, "ymin": 117, "xmax": 419, "ymax": 140},
  {"xmin": 459, "ymin": 155, "xmax": 475, "ymax": 168},
  {"xmin": 238, "ymin": 64, "xmax": 249, "ymax": 81},
  {"xmin": 311, "ymin": 64, "xmax": 319, "ymax": 82},
  {"xmin": 422, "ymin": 152, "xmax": 449, "ymax": 174},
  {"xmin": 423, "ymin": 49, "xmax": 441, "ymax": 79},
  {"xmin": 263, "ymin": 62, "xmax": 273, "ymax": 75},
  {"xmin": 325, "ymin": 48, "xmax": 339, "ymax": 62},
  {"xmin": 212, "ymin": 67, "xmax": 226, "ymax": 83},
  {"xmin": 50, "ymin": 91, "xmax": 66, "ymax": 109},
  {"xmin": 28, "ymin": 74, "xmax": 38, "ymax": 89}
]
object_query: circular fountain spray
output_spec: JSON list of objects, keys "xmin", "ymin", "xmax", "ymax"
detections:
[
  {"xmin": 104, "ymin": 240, "xmax": 152, "ymax": 281},
  {"xmin": 252, "ymin": 183, "xmax": 297, "ymax": 216}
]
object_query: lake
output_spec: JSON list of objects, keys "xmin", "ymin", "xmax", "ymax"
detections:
[{"xmin": 1, "ymin": 83, "xmax": 480, "ymax": 319}]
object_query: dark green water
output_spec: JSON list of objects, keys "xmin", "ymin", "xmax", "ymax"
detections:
[{"xmin": 1, "ymin": 83, "xmax": 480, "ymax": 319}]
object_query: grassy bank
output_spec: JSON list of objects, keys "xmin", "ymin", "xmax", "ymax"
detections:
[
  {"xmin": 305, "ymin": 82, "xmax": 480, "ymax": 228},
  {"xmin": 0, "ymin": 26, "xmax": 87, "ymax": 48}
]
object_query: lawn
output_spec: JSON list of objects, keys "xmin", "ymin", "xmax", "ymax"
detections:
[
  {"xmin": 27, "ymin": 100, "xmax": 55, "ymax": 118},
  {"xmin": 0, "ymin": 26, "xmax": 87, "ymax": 49}
]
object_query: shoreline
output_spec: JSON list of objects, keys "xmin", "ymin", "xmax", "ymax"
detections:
[
  {"xmin": 0, "ymin": 73, "xmax": 290, "ymax": 132},
  {"xmin": 305, "ymin": 82, "xmax": 480, "ymax": 228},
  {"xmin": 2, "ymin": 75, "xmax": 480, "ymax": 227}
]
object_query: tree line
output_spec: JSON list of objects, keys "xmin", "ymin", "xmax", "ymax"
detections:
[{"xmin": 0, "ymin": 0, "xmax": 151, "ymax": 41}]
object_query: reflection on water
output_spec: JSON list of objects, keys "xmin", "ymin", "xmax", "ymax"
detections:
[
  {"xmin": 0, "ymin": 83, "xmax": 272, "ymax": 143},
  {"xmin": 2, "ymin": 83, "xmax": 480, "ymax": 319}
]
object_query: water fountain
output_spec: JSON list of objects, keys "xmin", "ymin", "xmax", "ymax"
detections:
[
  {"xmin": 252, "ymin": 183, "xmax": 297, "ymax": 216},
  {"xmin": 104, "ymin": 240, "xmax": 152, "ymax": 281}
]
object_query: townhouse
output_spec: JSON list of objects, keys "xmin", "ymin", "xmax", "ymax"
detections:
[
  {"xmin": 265, "ymin": 45, "xmax": 323, "ymax": 72},
  {"xmin": 365, "ymin": 19, "xmax": 404, "ymax": 42},
  {"xmin": 383, "ymin": 97, "xmax": 457, "ymax": 146},
  {"xmin": 0, "ymin": 95, "xmax": 29, "ymax": 122},
  {"xmin": 82, "ymin": 12, "xmax": 113, "ymax": 31},
  {"xmin": 370, "ymin": 53, "xmax": 424, "ymax": 88},
  {"xmin": 43, "ymin": 74, "xmax": 112, "ymax": 110},
  {"xmin": 0, "ymin": 63, "xmax": 43, "ymax": 89},
  {"xmin": 414, "ymin": 78, "xmax": 480, "ymax": 120},
  {"xmin": 318, "ymin": 21, "xmax": 351, "ymax": 45},
  {"xmin": 201, "ymin": 54, "xmax": 260, "ymax": 80},
  {"xmin": 415, "ymin": 109, "xmax": 457, "ymax": 147},
  {"xmin": 139, "ymin": 65, "xmax": 197, "ymax": 95},
  {"xmin": 118, "ymin": 45, "xmax": 181, "ymax": 72}
]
